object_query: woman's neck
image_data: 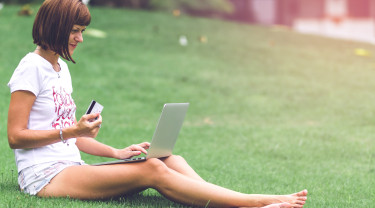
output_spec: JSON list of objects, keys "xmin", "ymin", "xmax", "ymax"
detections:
[{"xmin": 34, "ymin": 46, "xmax": 60, "ymax": 71}]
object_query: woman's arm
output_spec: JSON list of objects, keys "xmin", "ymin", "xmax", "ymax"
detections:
[
  {"xmin": 76, "ymin": 136, "xmax": 150, "ymax": 159},
  {"xmin": 7, "ymin": 90, "xmax": 102, "ymax": 149},
  {"xmin": 75, "ymin": 137, "xmax": 117, "ymax": 158}
]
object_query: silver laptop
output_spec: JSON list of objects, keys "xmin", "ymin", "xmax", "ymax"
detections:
[{"xmin": 91, "ymin": 103, "xmax": 189, "ymax": 166}]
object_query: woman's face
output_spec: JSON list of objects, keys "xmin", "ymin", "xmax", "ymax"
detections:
[{"xmin": 69, "ymin": 25, "xmax": 86, "ymax": 56}]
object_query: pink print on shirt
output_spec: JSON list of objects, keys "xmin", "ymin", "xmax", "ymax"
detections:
[{"xmin": 51, "ymin": 86, "xmax": 76, "ymax": 129}]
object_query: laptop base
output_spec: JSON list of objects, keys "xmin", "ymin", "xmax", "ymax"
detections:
[{"xmin": 91, "ymin": 157, "xmax": 146, "ymax": 166}]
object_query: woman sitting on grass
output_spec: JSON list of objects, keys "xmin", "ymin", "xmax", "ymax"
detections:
[{"xmin": 7, "ymin": 0, "xmax": 308, "ymax": 207}]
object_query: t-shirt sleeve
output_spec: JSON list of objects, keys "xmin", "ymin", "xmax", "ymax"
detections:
[{"xmin": 7, "ymin": 60, "xmax": 41, "ymax": 96}]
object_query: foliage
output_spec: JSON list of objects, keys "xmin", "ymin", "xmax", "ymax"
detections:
[
  {"xmin": 149, "ymin": 0, "xmax": 234, "ymax": 16},
  {"xmin": 89, "ymin": 0, "xmax": 234, "ymax": 17},
  {"xmin": 89, "ymin": 0, "xmax": 150, "ymax": 8},
  {"xmin": 4, "ymin": 0, "xmax": 234, "ymax": 19},
  {"xmin": 2, "ymin": 0, "xmax": 43, "ymax": 4}
]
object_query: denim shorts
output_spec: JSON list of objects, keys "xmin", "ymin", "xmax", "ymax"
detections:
[{"xmin": 18, "ymin": 160, "xmax": 83, "ymax": 195}]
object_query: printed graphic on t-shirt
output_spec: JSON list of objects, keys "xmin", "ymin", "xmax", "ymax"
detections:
[{"xmin": 51, "ymin": 86, "xmax": 76, "ymax": 129}]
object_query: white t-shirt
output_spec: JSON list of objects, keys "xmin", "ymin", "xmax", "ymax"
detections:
[{"xmin": 8, "ymin": 53, "xmax": 83, "ymax": 173}]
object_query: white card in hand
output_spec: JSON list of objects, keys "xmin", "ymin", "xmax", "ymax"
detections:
[{"xmin": 86, "ymin": 100, "xmax": 103, "ymax": 121}]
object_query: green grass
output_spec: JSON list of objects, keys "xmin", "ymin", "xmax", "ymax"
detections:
[{"xmin": 1, "ymin": 4, "xmax": 375, "ymax": 208}]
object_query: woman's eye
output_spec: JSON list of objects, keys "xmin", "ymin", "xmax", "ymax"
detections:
[{"xmin": 71, "ymin": 29, "xmax": 85, "ymax": 34}]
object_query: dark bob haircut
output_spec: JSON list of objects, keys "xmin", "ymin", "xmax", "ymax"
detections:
[{"xmin": 32, "ymin": 0, "xmax": 91, "ymax": 63}]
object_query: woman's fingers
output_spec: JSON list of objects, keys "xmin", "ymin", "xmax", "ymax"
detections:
[
  {"xmin": 76, "ymin": 113, "xmax": 102, "ymax": 137},
  {"xmin": 129, "ymin": 144, "xmax": 148, "ymax": 154},
  {"xmin": 84, "ymin": 113, "xmax": 102, "ymax": 124},
  {"xmin": 138, "ymin": 142, "xmax": 150, "ymax": 149},
  {"xmin": 90, "ymin": 114, "xmax": 102, "ymax": 128}
]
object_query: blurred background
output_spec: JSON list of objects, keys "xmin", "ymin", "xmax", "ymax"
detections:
[
  {"xmin": 3, "ymin": 0, "xmax": 375, "ymax": 44},
  {"xmin": 1, "ymin": 1, "xmax": 375, "ymax": 207}
]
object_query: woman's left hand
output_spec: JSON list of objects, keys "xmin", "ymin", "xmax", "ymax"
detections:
[{"xmin": 114, "ymin": 142, "xmax": 150, "ymax": 159}]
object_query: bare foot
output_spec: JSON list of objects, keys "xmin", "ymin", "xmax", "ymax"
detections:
[
  {"xmin": 263, "ymin": 203, "xmax": 293, "ymax": 208},
  {"xmin": 245, "ymin": 189, "xmax": 308, "ymax": 208},
  {"xmin": 241, "ymin": 202, "xmax": 294, "ymax": 208},
  {"xmin": 253, "ymin": 189, "xmax": 307, "ymax": 208},
  {"xmin": 274, "ymin": 189, "xmax": 308, "ymax": 208}
]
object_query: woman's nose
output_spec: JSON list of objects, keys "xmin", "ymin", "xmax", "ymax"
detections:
[{"xmin": 75, "ymin": 32, "xmax": 83, "ymax": 43}]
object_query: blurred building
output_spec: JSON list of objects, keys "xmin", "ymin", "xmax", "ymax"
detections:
[{"xmin": 232, "ymin": 0, "xmax": 375, "ymax": 44}]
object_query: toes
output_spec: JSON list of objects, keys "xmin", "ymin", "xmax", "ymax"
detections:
[
  {"xmin": 279, "ymin": 203, "xmax": 293, "ymax": 208},
  {"xmin": 293, "ymin": 189, "xmax": 308, "ymax": 197},
  {"xmin": 300, "ymin": 189, "xmax": 308, "ymax": 196},
  {"xmin": 296, "ymin": 200, "xmax": 306, "ymax": 205},
  {"xmin": 297, "ymin": 196, "xmax": 307, "ymax": 201}
]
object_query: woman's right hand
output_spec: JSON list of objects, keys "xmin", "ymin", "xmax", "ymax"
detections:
[
  {"xmin": 73, "ymin": 113, "xmax": 102, "ymax": 138},
  {"xmin": 8, "ymin": 91, "xmax": 103, "ymax": 149}
]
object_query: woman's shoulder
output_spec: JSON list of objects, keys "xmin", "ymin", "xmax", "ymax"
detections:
[
  {"xmin": 20, "ymin": 53, "xmax": 49, "ymax": 67},
  {"xmin": 10, "ymin": 53, "xmax": 56, "ymax": 86},
  {"xmin": 15, "ymin": 53, "xmax": 54, "ymax": 74},
  {"xmin": 8, "ymin": 53, "xmax": 48, "ymax": 95},
  {"xmin": 13, "ymin": 53, "xmax": 38, "ymax": 74}
]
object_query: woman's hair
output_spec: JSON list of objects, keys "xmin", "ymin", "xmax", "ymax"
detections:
[{"xmin": 32, "ymin": 0, "xmax": 91, "ymax": 63}]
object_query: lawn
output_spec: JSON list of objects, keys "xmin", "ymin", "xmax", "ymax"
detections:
[{"xmin": 0, "ymin": 4, "xmax": 375, "ymax": 208}]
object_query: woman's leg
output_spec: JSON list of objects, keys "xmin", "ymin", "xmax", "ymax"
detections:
[
  {"xmin": 159, "ymin": 156, "xmax": 306, "ymax": 207},
  {"xmin": 160, "ymin": 155, "xmax": 205, "ymax": 181},
  {"xmin": 38, "ymin": 158, "xmax": 307, "ymax": 207}
]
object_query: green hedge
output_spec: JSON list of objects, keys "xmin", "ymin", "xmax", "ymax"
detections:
[
  {"xmin": 2, "ymin": 0, "xmax": 43, "ymax": 4},
  {"xmin": 4, "ymin": 0, "xmax": 234, "ymax": 18},
  {"xmin": 89, "ymin": 0, "xmax": 234, "ymax": 16},
  {"xmin": 149, "ymin": 0, "xmax": 234, "ymax": 16}
]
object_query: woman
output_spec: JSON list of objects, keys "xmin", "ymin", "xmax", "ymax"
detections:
[{"xmin": 7, "ymin": 0, "xmax": 308, "ymax": 207}]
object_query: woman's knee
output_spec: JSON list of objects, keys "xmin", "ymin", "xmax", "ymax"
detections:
[
  {"xmin": 148, "ymin": 155, "xmax": 186, "ymax": 167},
  {"xmin": 169, "ymin": 154, "xmax": 185, "ymax": 161},
  {"xmin": 144, "ymin": 158, "xmax": 170, "ymax": 174},
  {"xmin": 162, "ymin": 154, "xmax": 186, "ymax": 165}
]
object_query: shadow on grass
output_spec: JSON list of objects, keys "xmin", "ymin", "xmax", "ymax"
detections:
[
  {"xmin": 0, "ymin": 180, "xmax": 201, "ymax": 207},
  {"xmin": 97, "ymin": 191, "xmax": 202, "ymax": 208},
  {"xmin": 30, "ymin": 190, "xmax": 203, "ymax": 207},
  {"xmin": 1, "ymin": 169, "xmax": 201, "ymax": 207}
]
